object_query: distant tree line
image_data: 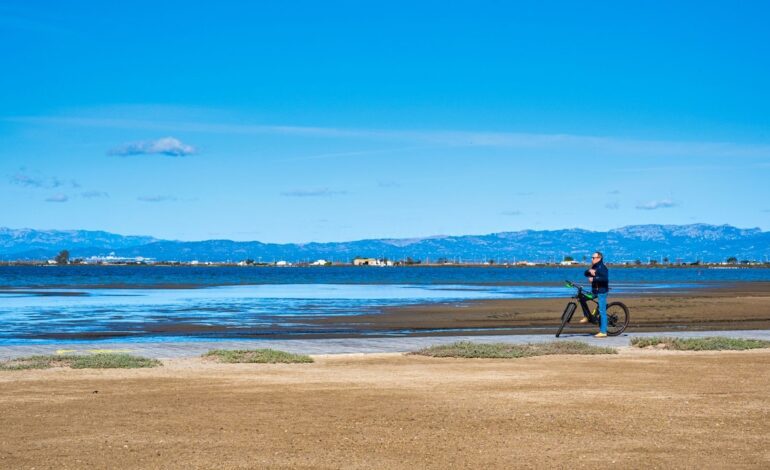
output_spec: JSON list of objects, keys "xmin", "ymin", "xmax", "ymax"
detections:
[{"xmin": 55, "ymin": 250, "xmax": 70, "ymax": 265}]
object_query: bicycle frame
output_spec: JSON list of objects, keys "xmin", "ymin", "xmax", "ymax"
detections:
[{"xmin": 565, "ymin": 281, "xmax": 599, "ymax": 322}]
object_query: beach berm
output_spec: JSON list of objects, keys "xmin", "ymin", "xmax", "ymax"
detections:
[
  {"xmin": 203, "ymin": 348, "xmax": 313, "ymax": 363},
  {"xmin": 631, "ymin": 335, "xmax": 770, "ymax": 350},
  {"xmin": 0, "ymin": 353, "xmax": 161, "ymax": 371},
  {"xmin": 411, "ymin": 340, "xmax": 616, "ymax": 358}
]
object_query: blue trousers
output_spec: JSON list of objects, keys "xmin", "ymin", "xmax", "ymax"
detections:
[{"xmin": 597, "ymin": 293, "xmax": 608, "ymax": 334}]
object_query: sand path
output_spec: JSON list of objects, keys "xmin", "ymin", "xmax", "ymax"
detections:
[{"xmin": 1, "ymin": 348, "xmax": 769, "ymax": 468}]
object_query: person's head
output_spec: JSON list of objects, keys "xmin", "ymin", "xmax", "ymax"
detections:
[{"xmin": 591, "ymin": 252, "xmax": 603, "ymax": 264}]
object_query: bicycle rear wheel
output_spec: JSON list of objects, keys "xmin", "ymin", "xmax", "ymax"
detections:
[
  {"xmin": 556, "ymin": 302, "xmax": 577, "ymax": 337},
  {"xmin": 606, "ymin": 301, "xmax": 630, "ymax": 336}
]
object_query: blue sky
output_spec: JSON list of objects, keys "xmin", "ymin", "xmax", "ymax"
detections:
[{"xmin": 1, "ymin": 1, "xmax": 769, "ymax": 242}]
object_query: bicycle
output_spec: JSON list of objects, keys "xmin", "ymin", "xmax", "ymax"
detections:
[{"xmin": 555, "ymin": 280, "xmax": 629, "ymax": 337}]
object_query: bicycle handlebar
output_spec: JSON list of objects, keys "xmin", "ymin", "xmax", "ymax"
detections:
[
  {"xmin": 565, "ymin": 280, "xmax": 600, "ymax": 302},
  {"xmin": 564, "ymin": 280, "xmax": 585, "ymax": 291}
]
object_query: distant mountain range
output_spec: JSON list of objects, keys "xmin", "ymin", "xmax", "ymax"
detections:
[{"xmin": 1, "ymin": 224, "xmax": 769, "ymax": 263}]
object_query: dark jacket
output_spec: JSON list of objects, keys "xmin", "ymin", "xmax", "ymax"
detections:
[{"xmin": 584, "ymin": 261, "xmax": 609, "ymax": 294}]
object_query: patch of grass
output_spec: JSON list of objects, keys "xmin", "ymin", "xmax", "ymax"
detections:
[
  {"xmin": 68, "ymin": 353, "xmax": 161, "ymax": 369},
  {"xmin": 631, "ymin": 336, "xmax": 770, "ymax": 351},
  {"xmin": 0, "ymin": 356, "xmax": 55, "ymax": 371},
  {"xmin": 411, "ymin": 340, "xmax": 617, "ymax": 358},
  {"xmin": 0, "ymin": 353, "xmax": 161, "ymax": 371},
  {"xmin": 203, "ymin": 348, "xmax": 314, "ymax": 364}
]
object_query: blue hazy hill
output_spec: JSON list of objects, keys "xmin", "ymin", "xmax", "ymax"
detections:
[
  {"xmin": 1, "ymin": 224, "xmax": 768, "ymax": 263},
  {"xmin": 0, "ymin": 228, "xmax": 157, "ymax": 257}
]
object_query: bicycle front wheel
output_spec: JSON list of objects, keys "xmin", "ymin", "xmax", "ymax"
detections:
[
  {"xmin": 606, "ymin": 301, "xmax": 630, "ymax": 336},
  {"xmin": 556, "ymin": 302, "xmax": 577, "ymax": 337}
]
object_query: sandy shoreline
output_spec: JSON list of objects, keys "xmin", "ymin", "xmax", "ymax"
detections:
[
  {"xmin": 1, "ymin": 348, "xmax": 769, "ymax": 468},
  {"xmin": 12, "ymin": 282, "xmax": 770, "ymax": 342},
  {"xmin": 309, "ymin": 281, "xmax": 770, "ymax": 336}
]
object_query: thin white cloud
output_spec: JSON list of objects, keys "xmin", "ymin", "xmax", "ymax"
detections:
[
  {"xmin": 281, "ymin": 188, "xmax": 348, "ymax": 198},
  {"xmin": 81, "ymin": 190, "xmax": 109, "ymax": 199},
  {"xmin": 636, "ymin": 199, "xmax": 677, "ymax": 210},
  {"xmin": 0, "ymin": 10, "xmax": 76, "ymax": 35},
  {"xmin": 501, "ymin": 210, "xmax": 522, "ymax": 216},
  {"xmin": 110, "ymin": 137, "xmax": 195, "ymax": 157},
  {"xmin": 13, "ymin": 115, "xmax": 770, "ymax": 158},
  {"xmin": 9, "ymin": 172, "xmax": 78, "ymax": 189},
  {"xmin": 10, "ymin": 173, "xmax": 45, "ymax": 187},
  {"xmin": 605, "ymin": 202, "xmax": 620, "ymax": 210},
  {"xmin": 377, "ymin": 180, "xmax": 401, "ymax": 188},
  {"xmin": 45, "ymin": 194, "xmax": 68, "ymax": 203},
  {"xmin": 283, "ymin": 145, "xmax": 432, "ymax": 162},
  {"xmin": 138, "ymin": 195, "xmax": 177, "ymax": 202}
]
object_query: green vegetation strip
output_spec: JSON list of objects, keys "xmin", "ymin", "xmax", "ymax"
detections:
[
  {"xmin": 631, "ymin": 336, "xmax": 770, "ymax": 351},
  {"xmin": 412, "ymin": 340, "xmax": 616, "ymax": 359},
  {"xmin": 0, "ymin": 353, "xmax": 161, "ymax": 371},
  {"xmin": 203, "ymin": 348, "xmax": 313, "ymax": 364}
]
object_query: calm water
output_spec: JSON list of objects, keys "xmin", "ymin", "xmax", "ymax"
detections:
[
  {"xmin": 3, "ymin": 265, "xmax": 770, "ymax": 288},
  {"xmin": 0, "ymin": 266, "xmax": 768, "ymax": 345}
]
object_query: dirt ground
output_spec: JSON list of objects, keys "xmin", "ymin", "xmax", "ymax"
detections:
[
  {"xmin": 1, "ymin": 348, "xmax": 769, "ymax": 469},
  {"xmin": 310, "ymin": 282, "xmax": 770, "ymax": 336}
]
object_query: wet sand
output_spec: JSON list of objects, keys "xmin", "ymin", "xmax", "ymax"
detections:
[
  {"xmin": 11, "ymin": 282, "xmax": 770, "ymax": 341},
  {"xmin": 311, "ymin": 282, "xmax": 770, "ymax": 336},
  {"xmin": 1, "ymin": 348, "xmax": 769, "ymax": 468}
]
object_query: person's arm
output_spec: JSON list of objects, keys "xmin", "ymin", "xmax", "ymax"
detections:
[{"xmin": 593, "ymin": 265, "xmax": 608, "ymax": 282}]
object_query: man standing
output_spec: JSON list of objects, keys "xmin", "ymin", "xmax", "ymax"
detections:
[{"xmin": 583, "ymin": 251, "xmax": 609, "ymax": 338}]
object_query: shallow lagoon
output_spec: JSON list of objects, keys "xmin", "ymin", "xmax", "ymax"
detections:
[
  {"xmin": 1, "ymin": 265, "xmax": 768, "ymax": 344},
  {"xmin": 0, "ymin": 281, "xmax": 698, "ymax": 345}
]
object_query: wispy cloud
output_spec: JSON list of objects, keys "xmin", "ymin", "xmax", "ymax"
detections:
[
  {"xmin": 45, "ymin": 194, "xmax": 68, "ymax": 203},
  {"xmin": 636, "ymin": 199, "xmax": 677, "ymax": 210},
  {"xmin": 81, "ymin": 190, "xmax": 109, "ymax": 199},
  {"xmin": 137, "ymin": 195, "xmax": 177, "ymax": 202},
  {"xmin": 109, "ymin": 137, "xmax": 195, "ymax": 157},
  {"xmin": 15, "ymin": 115, "xmax": 770, "ymax": 158},
  {"xmin": 608, "ymin": 189, "xmax": 621, "ymax": 195},
  {"xmin": 0, "ymin": 9, "xmax": 76, "ymax": 35},
  {"xmin": 500, "ymin": 210, "xmax": 522, "ymax": 216},
  {"xmin": 10, "ymin": 173, "xmax": 46, "ymax": 187},
  {"xmin": 605, "ymin": 202, "xmax": 620, "ymax": 210},
  {"xmin": 281, "ymin": 188, "xmax": 348, "ymax": 198},
  {"xmin": 377, "ymin": 180, "xmax": 401, "ymax": 188},
  {"xmin": 9, "ymin": 172, "xmax": 78, "ymax": 189},
  {"xmin": 283, "ymin": 145, "xmax": 432, "ymax": 162}
]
